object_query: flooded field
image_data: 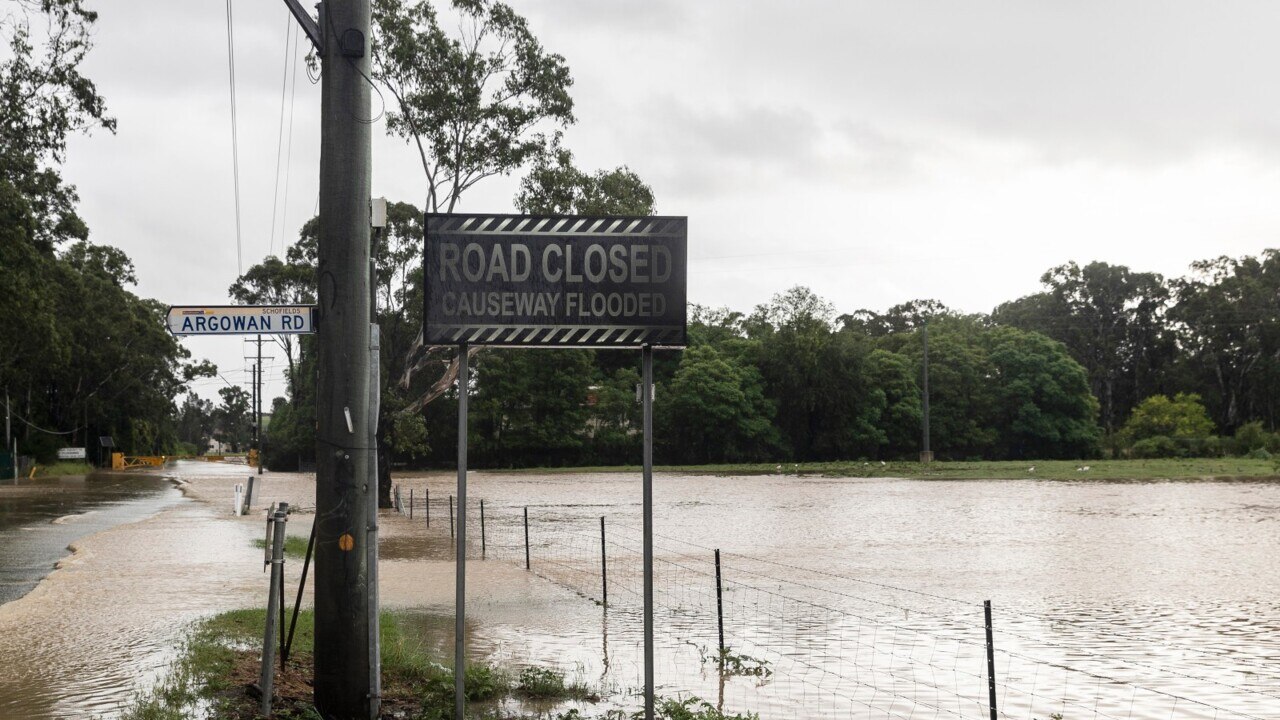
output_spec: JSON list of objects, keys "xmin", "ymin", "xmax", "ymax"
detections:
[
  {"xmin": 386, "ymin": 473, "xmax": 1280, "ymax": 720},
  {"xmin": 2, "ymin": 465, "xmax": 1278, "ymax": 719}
]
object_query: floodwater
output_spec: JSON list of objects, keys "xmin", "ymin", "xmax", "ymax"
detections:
[
  {"xmin": 0, "ymin": 462, "xmax": 267, "ymax": 719},
  {"xmin": 2, "ymin": 466, "xmax": 1279, "ymax": 719},
  {"xmin": 0, "ymin": 472, "xmax": 180, "ymax": 605},
  {"xmin": 386, "ymin": 473, "xmax": 1280, "ymax": 720}
]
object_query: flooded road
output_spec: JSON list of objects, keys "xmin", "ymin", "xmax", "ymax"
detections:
[
  {"xmin": 0, "ymin": 462, "xmax": 270, "ymax": 719},
  {"xmin": 0, "ymin": 473, "xmax": 179, "ymax": 605},
  {"xmin": 2, "ymin": 465, "xmax": 1278, "ymax": 719}
]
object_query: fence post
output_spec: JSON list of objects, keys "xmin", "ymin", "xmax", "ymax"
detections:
[
  {"xmin": 449, "ymin": 495, "xmax": 454, "ymax": 539},
  {"xmin": 245, "ymin": 475, "xmax": 255, "ymax": 511},
  {"xmin": 600, "ymin": 516, "xmax": 608, "ymax": 605},
  {"xmin": 410, "ymin": 488, "xmax": 414, "ymax": 520},
  {"xmin": 523, "ymin": 506, "xmax": 530, "ymax": 570},
  {"xmin": 480, "ymin": 499, "xmax": 486, "ymax": 558},
  {"xmin": 259, "ymin": 503, "xmax": 288, "ymax": 715},
  {"xmin": 425, "ymin": 486, "xmax": 430, "ymax": 527},
  {"xmin": 715, "ymin": 549, "xmax": 725, "ymax": 661},
  {"xmin": 985, "ymin": 599, "xmax": 998, "ymax": 720}
]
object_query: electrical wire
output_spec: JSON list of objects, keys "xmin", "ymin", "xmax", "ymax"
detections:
[
  {"xmin": 0, "ymin": 399, "xmax": 81, "ymax": 436},
  {"xmin": 224, "ymin": 0, "xmax": 244, "ymax": 275},
  {"xmin": 279, "ymin": 20, "xmax": 301, "ymax": 254},
  {"xmin": 269, "ymin": 14, "xmax": 292, "ymax": 258}
]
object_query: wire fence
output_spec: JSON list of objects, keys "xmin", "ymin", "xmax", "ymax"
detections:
[{"xmin": 389, "ymin": 483, "xmax": 1280, "ymax": 720}]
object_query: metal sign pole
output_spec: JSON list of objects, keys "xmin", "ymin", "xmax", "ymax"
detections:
[
  {"xmin": 642, "ymin": 344, "xmax": 655, "ymax": 720},
  {"xmin": 455, "ymin": 344, "xmax": 469, "ymax": 720}
]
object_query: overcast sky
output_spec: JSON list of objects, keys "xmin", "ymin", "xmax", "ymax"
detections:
[{"xmin": 57, "ymin": 0, "xmax": 1280, "ymax": 402}]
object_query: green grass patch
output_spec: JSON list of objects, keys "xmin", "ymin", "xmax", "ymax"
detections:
[
  {"xmin": 33, "ymin": 461, "xmax": 95, "ymax": 477},
  {"xmin": 121, "ymin": 608, "xmax": 602, "ymax": 720},
  {"xmin": 501, "ymin": 457, "xmax": 1279, "ymax": 481},
  {"xmin": 252, "ymin": 535, "xmax": 311, "ymax": 560}
]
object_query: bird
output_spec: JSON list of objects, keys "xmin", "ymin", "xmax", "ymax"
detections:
[{"xmin": 1028, "ymin": 466, "xmax": 1035, "ymax": 473}]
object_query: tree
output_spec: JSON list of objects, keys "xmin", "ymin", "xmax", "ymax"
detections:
[
  {"xmin": 214, "ymin": 386, "xmax": 252, "ymax": 452},
  {"xmin": 472, "ymin": 349, "xmax": 594, "ymax": 466},
  {"xmin": 982, "ymin": 326, "xmax": 1101, "ymax": 459},
  {"xmin": 1171, "ymin": 252, "xmax": 1280, "ymax": 431},
  {"xmin": 748, "ymin": 287, "xmax": 885, "ymax": 460},
  {"xmin": 659, "ymin": 346, "xmax": 780, "ymax": 464},
  {"xmin": 0, "ymin": 0, "xmax": 115, "ymax": 250},
  {"xmin": 864, "ymin": 349, "xmax": 921, "ymax": 457},
  {"xmin": 993, "ymin": 261, "xmax": 1174, "ymax": 433},
  {"xmin": 515, "ymin": 140, "xmax": 655, "ymax": 216},
  {"xmin": 374, "ymin": 0, "xmax": 574, "ymax": 214},
  {"xmin": 1122, "ymin": 393, "xmax": 1215, "ymax": 441}
]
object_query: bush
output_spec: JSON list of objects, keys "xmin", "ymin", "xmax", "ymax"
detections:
[
  {"xmin": 1182, "ymin": 435, "xmax": 1224, "ymax": 458},
  {"xmin": 1233, "ymin": 421, "xmax": 1274, "ymax": 456},
  {"xmin": 1131, "ymin": 435, "xmax": 1180, "ymax": 459},
  {"xmin": 1247, "ymin": 448, "xmax": 1273, "ymax": 460}
]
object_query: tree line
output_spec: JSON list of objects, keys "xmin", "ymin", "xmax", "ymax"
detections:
[{"xmin": 7, "ymin": 0, "xmax": 1280, "ymax": 472}]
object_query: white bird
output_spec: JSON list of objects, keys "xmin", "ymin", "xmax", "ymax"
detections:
[
  {"xmin": 880, "ymin": 460, "xmax": 886, "ymax": 466},
  {"xmin": 1028, "ymin": 466, "xmax": 1035, "ymax": 473}
]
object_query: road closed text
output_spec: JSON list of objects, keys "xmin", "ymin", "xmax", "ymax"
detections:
[{"xmin": 438, "ymin": 242, "xmax": 675, "ymax": 285}]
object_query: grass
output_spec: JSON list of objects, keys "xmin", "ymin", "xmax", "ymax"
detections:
[
  {"xmin": 495, "ymin": 457, "xmax": 1279, "ymax": 481},
  {"xmin": 120, "ymin": 608, "xmax": 605, "ymax": 720},
  {"xmin": 252, "ymin": 535, "xmax": 311, "ymax": 560},
  {"xmin": 33, "ymin": 461, "xmax": 96, "ymax": 477}
]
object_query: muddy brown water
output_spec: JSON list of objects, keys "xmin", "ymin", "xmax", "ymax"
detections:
[{"xmin": 2, "ymin": 466, "xmax": 1279, "ymax": 719}]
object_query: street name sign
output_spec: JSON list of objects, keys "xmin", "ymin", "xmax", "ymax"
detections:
[
  {"xmin": 166, "ymin": 305, "xmax": 317, "ymax": 336},
  {"xmin": 424, "ymin": 213, "xmax": 687, "ymax": 347}
]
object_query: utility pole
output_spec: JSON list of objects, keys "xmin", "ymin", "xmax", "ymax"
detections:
[
  {"xmin": 255, "ymin": 335, "xmax": 264, "ymax": 474},
  {"xmin": 278, "ymin": 0, "xmax": 377, "ymax": 716},
  {"xmin": 920, "ymin": 319, "xmax": 932, "ymax": 463}
]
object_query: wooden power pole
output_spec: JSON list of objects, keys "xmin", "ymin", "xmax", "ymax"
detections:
[{"xmin": 282, "ymin": 0, "xmax": 378, "ymax": 716}]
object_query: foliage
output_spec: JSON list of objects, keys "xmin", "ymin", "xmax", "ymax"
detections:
[
  {"xmin": 716, "ymin": 648, "xmax": 773, "ymax": 678},
  {"xmin": 1122, "ymin": 393, "xmax": 1215, "ymax": 441},
  {"xmin": 659, "ymin": 346, "xmax": 780, "ymax": 464},
  {"xmin": 373, "ymin": 0, "xmax": 574, "ymax": 213},
  {"xmin": 516, "ymin": 138, "xmax": 656, "ymax": 216}
]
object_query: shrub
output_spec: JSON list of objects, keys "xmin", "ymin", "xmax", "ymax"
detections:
[
  {"xmin": 1131, "ymin": 435, "xmax": 1180, "ymax": 459},
  {"xmin": 1233, "ymin": 421, "xmax": 1273, "ymax": 456},
  {"xmin": 1123, "ymin": 394, "xmax": 1215, "ymax": 441}
]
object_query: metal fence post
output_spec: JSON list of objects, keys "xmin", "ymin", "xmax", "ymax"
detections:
[
  {"xmin": 425, "ymin": 486, "xmax": 430, "ymax": 527},
  {"xmin": 715, "ymin": 549, "xmax": 725, "ymax": 661},
  {"xmin": 523, "ymin": 506, "xmax": 530, "ymax": 570},
  {"xmin": 600, "ymin": 516, "xmax": 608, "ymax": 605},
  {"xmin": 260, "ymin": 503, "xmax": 288, "ymax": 716},
  {"xmin": 245, "ymin": 475, "xmax": 255, "ymax": 512},
  {"xmin": 985, "ymin": 600, "xmax": 998, "ymax": 720},
  {"xmin": 449, "ymin": 495, "xmax": 455, "ymax": 539},
  {"xmin": 480, "ymin": 499, "xmax": 486, "ymax": 558},
  {"xmin": 410, "ymin": 488, "xmax": 414, "ymax": 520}
]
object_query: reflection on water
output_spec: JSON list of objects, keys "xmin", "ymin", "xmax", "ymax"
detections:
[
  {"xmin": 386, "ymin": 474, "xmax": 1280, "ymax": 720},
  {"xmin": 0, "ymin": 472, "xmax": 179, "ymax": 605}
]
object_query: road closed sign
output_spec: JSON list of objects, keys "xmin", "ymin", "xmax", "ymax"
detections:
[
  {"xmin": 166, "ymin": 305, "xmax": 317, "ymax": 336},
  {"xmin": 424, "ymin": 214, "xmax": 687, "ymax": 347}
]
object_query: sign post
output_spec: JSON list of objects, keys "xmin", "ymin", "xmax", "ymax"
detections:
[{"xmin": 424, "ymin": 213, "xmax": 686, "ymax": 720}]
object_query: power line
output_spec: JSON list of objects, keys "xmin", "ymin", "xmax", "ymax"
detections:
[
  {"xmin": 224, "ymin": 0, "xmax": 244, "ymax": 275},
  {"xmin": 279, "ymin": 20, "xmax": 301, "ymax": 255},
  {"xmin": 269, "ymin": 14, "xmax": 292, "ymax": 258}
]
